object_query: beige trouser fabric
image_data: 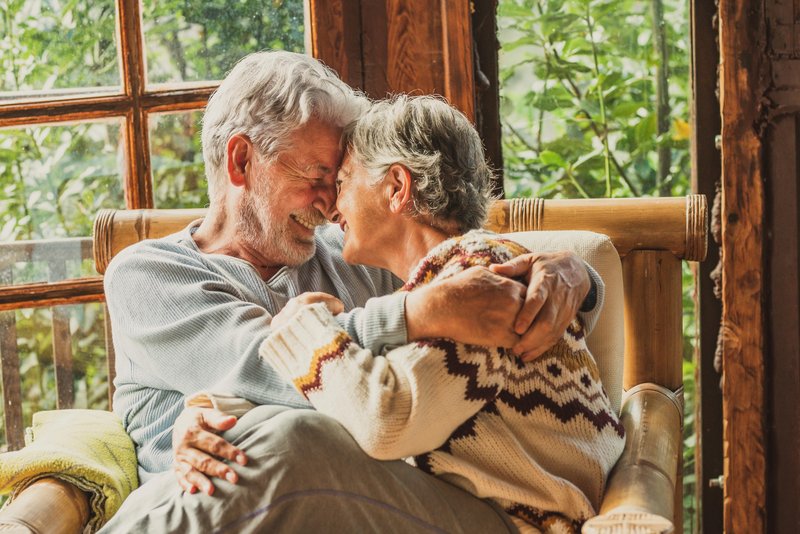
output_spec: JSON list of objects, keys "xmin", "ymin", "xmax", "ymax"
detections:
[{"xmin": 99, "ymin": 405, "xmax": 518, "ymax": 533}]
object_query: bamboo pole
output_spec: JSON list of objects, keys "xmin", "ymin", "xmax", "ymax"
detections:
[
  {"xmin": 93, "ymin": 195, "xmax": 707, "ymax": 274},
  {"xmin": 0, "ymin": 478, "xmax": 89, "ymax": 534}
]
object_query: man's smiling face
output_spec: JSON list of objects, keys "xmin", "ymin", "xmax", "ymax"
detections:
[{"xmin": 238, "ymin": 118, "xmax": 343, "ymax": 266}]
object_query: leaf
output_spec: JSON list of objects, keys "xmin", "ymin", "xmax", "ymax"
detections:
[
  {"xmin": 498, "ymin": 3, "xmax": 536, "ymax": 18},
  {"xmin": 673, "ymin": 118, "xmax": 691, "ymax": 141},
  {"xmin": 539, "ymin": 150, "xmax": 567, "ymax": 168},
  {"xmin": 503, "ymin": 35, "xmax": 539, "ymax": 51}
]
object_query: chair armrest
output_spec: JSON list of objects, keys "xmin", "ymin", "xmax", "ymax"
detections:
[
  {"xmin": 0, "ymin": 478, "xmax": 89, "ymax": 534},
  {"xmin": 582, "ymin": 383, "xmax": 681, "ymax": 534}
]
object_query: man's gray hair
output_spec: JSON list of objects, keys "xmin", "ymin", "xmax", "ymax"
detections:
[
  {"xmin": 202, "ymin": 51, "xmax": 367, "ymax": 202},
  {"xmin": 346, "ymin": 95, "xmax": 494, "ymax": 232}
]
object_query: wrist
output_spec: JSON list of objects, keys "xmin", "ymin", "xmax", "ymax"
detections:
[{"xmin": 404, "ymin": 284, "xmax": 439, "ymax": 341}]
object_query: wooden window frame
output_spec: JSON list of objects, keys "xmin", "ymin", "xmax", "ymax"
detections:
[
  {"xmin": 0, "ymin": 1, "xmax": 225, "ymax": 312},
  {"xmin": 0, "ymin": 0, "xmax": 303, "ymax": 449}
]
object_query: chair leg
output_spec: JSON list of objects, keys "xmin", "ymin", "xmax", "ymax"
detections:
[{"xmin": 0, "ymin": 478, "xmax": 89, "ymax": 534}]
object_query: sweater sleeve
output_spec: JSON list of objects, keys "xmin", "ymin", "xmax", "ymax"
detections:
[
  {"xmin": 259, "ymin": 303, "xmax": 509, "ymax": 460},
  {"xmin": 332, "ymin": 291, "xmax": 408, "ymax": 354}
]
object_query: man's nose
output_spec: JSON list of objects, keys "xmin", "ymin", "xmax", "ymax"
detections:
[
  {"xmin": 312, "ymin": 183, "xmax": 339, "ymax": 222},
  {"xmin": 327, "ymin": 205, "xmax": 342, "ymax": 224}
]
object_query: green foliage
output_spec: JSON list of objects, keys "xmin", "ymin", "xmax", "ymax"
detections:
[
  {"xmin": 0, "ymin": 0, "xmax": 118, "ymax": 94},
  {"xmin": 499, "ymin": 0, "xmax": 690, "ymax": 200},
  {"xmin": 498, "ymin": 0, "xmax": 697, "ymax": 530},
  {"xmin": 0, "ymin": 0, "xmax": 305, "ymax": 453},
  {"xmin": 144, "ymin": 0, "xmax": 305, "ymax": 84}
]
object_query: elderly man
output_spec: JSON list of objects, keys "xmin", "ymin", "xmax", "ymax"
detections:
[{"xmin": 99, "ymin": 51, "xmax": 599, "ymax": 533}]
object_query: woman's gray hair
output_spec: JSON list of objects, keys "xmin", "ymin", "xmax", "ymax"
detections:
[
  {"xmin": 202, "ymin": 51, "xmax": 367, "ymax": 202},
  {"xmin": 345, "ymin": 95, "xmax": 494, "ymax": 232}
]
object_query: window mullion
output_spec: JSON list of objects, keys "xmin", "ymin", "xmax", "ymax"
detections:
[{"xmin": 117, "ymin": 0, "xmax": 152, "ymax": 209}]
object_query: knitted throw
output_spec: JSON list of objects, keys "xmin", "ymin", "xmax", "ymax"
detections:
[{"xmin": 260, "ymin": 230, "xmax": 625, "ymax": 533}]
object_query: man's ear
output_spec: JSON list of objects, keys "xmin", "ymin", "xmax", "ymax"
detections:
[
  {"xmin": 226, "ymin": 134, "xmax": 254, "ymax": 188},
  {"xmin": 385, "ymin": 164, "xmax": 413, "ymax": 214}
]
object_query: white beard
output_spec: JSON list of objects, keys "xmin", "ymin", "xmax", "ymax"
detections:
[{"xmin": 237, "ymin": 184, "xmax": 317, "ymax": 267}]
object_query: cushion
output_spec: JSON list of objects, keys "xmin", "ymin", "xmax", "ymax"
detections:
[
  {"xmin": 0, "ymin": 409, "xmax": 139, "ymax": 532},
  {"xmin": 502, "ymin": 231, "xmax": 623, "ymax": 414}
]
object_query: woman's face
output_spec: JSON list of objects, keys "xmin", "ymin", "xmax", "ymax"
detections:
[{"xmin": 334, "ymin": 153, "xmax": 391, "ymax": 266}]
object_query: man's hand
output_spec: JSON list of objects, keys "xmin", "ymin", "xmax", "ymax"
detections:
[
  {"xmin": 490, "ymin": 251, "xmax": 590, "ymax": 361},
  {"xmin": 172, "ymin": 407, "xmax": 247, "ymax": 496},
  {"xmin": 405, "ymin": 266, "xmax": 526, "ymax": 348},
  {"xmin": 271, "ymin": 292, "xmax": 344, "ymax": 330}
]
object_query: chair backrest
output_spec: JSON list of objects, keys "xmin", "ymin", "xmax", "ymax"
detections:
[{"xmin": 94, "ymin": 195, "xmax": 707, "ymax": 402}]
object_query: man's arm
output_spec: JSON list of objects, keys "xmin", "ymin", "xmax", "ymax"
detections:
[{"xmin": 405, "ymin": 251, "xmax": 598, "ymax": 361}]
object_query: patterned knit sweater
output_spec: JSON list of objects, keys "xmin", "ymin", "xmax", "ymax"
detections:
[{"xmin": 259, "ymin": 230, "xmax": 625, "ymax": 533}]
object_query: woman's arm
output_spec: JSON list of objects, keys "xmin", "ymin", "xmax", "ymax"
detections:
[{"xmin": 260, "ymin": 302, "xmax": 508, "ymax": 460}]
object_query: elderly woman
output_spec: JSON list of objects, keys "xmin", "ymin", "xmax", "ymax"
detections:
[{"xmin": 260, "ymin": 95, "xmax": 625, "ymax": 533}]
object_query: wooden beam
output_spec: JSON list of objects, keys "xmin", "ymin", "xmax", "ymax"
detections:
[
  {"xmin": 441, "ymin": 0, "xmax": 475, "ymax": 122},
  {"xmin": 471, "ymin": 0, "xmax": 504, "ymax": 196},
  {"xmin": 307, "ymin": 0, "xmax": 364, "ymax": 90},
  {"xmin": 0, "ymin": 87, "xmax": 213, "ymax": 129},
  {"xmin": 0, "ymin": 310, "xmax": 24, "ymax": 451},
  {"xmin": 690, "ymin": 0, "xmax": 724, "ymax": 530},
  {"xmin": 360, "ymin": 1, "xmax": 390, "ymax": 98},
  {"xmin": 765, "ymin": 112, "xmax": 800, "ymax": 533},
  {"xmin": 117, "ymin": 0, "xmax": 152, "ymax": 209},
  {"xmin": 0, "ymin": 279, "xmax": 105, "ymax": 312},
  {"xmin": 718, "ymin": 0, "xmax": 767, "ymax": 532},
  {"xmin": 48, "ymin": 263, "xmax": 74, "ymax": 410}
]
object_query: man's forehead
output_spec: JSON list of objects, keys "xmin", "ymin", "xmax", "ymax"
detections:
[
  {"xmin": 338, "ymin": 163, "xmax": 352, "ymax": 177},
  {"xmin": 304, "ymin": 162, "xmax": 335, "ymax": 174}
]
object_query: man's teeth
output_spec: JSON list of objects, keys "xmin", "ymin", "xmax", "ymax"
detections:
[{"xmin": 293, "ymin": 215, "xmax": 319, "ymax": 230}]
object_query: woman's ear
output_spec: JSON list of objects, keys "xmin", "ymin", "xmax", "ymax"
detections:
[
  {"xmin": 385, "ymin": 164, "xmax": 413, "ymax": 214},
  {"xmin": 226, "ymin": 134, "xmax": 254, "ymax": 188}
]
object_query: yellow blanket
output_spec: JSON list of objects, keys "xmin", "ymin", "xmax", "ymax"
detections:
[{"xmin": 0, "ymin": 409, "xmax": 138, "ymax": 532}]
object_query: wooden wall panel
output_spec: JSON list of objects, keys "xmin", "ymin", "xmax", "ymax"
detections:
[
  {"xmin": 360, "ymin": 1, "xmax": 391, "ymax": 97},
  {"xmin": 766, "ymin": 115, "xmax": 800, "ymax": 533},
  {"xmin": 472, "ymin": 0, "xmax": 504, "ymax": 195},
  {"xmin": 690, "ymin": 0, "xmax": 724, "ymax": 530},
  {"xmin": 384, "ymin": 1, "xmax": 443, "ymax": 97},
  {"xmin": 718, "ymin": 0, "xmax": 768, "ymax": 532},
  {"xmin": 307, "ymin": 0, "xmax": 364, "ymax": 90},
  {"xmin": 309, "ymin": 0, "xmax": 475, "ymax": 121},
  {"xmin": 441, "ymin": 1, "xmax": 475, "ymax": 121}
]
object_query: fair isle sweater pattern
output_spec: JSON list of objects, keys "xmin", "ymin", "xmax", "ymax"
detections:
[{"xmin": 260, "ymin": 230, "xmax": 625, "ymax": 533}]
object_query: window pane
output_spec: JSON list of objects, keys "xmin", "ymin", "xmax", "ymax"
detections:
[
  {"xmin": 498, "ymin": 0, "xmax": 690, "ymax": 200},
  {"xmin": 0, "ymin": 1, "xmax": 120, "ymax": 101},
  {"xmin": 142, "ymin": 0, "xmax": 306, "ymax": 86},
  {"xmin": 0, "ymin": 303, "xmax": 110, "ymax": 452},
  {"xmin": 0, "ymin": 120, "xmax": 125, "ymax": 284},
  {"xmin": 150, "ymin": 111, "xmax": 208, "ymax": 208}
]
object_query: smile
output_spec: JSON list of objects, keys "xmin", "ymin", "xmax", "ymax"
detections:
[{"xmin": 291, "ymin": 214, "xmax": 319, "ymax": 231}]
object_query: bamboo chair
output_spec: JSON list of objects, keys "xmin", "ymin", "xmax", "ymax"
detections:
[{"xmin": 0, "ymin": 195, "xmax": 707, "ymax": 534}]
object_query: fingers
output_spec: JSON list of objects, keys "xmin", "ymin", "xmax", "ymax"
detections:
[
  {"xmin": 174, "ymin": 459, "xmax": 215, "ymax": 496},
  {"xmin": 488, "ymin": 255, "xmax": 535, "ymax": 282},
  {"xmin": 172, "ymin": 407, "xmax": 248, "ymax": 496},
  {"xmin": 188, "ymin": 422, "xmax": 247, "ymax": 466},
  {"xmin": 199, "ymin": 410, "xmax": 239, "ymax": 433},
  {"xmin": 513, "ymin": 269, "xmax": 548, "ymax": 335},
  {"xmin": 176, "ymin": 445, "xmax": 237, "ymax": 486},
  {"xmin": 293, "ymin": 292, "xmax": 345, "ymax": 314},
  {"xmin": 513, "ymin": 297, "xmax": 575, "ymax": 360}
]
